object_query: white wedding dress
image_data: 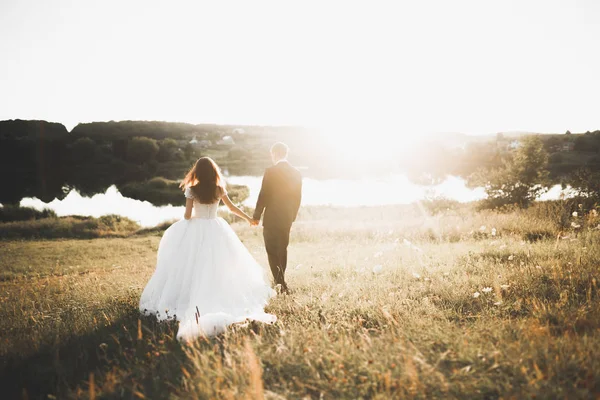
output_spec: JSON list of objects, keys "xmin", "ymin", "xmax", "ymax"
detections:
[{"xmin": 139, "ymin": 187, "xmax": 276, "ymax": 340}]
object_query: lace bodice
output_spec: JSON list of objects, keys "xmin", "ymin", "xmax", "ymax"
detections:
[{"xmin": 185, "ymin": 187, "xmax": 219, "ymax": 219}]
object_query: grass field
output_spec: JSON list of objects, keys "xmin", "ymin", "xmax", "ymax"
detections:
[{"xmin": 1, "ymin": 202, "xmax": 599, "ymax": 399}]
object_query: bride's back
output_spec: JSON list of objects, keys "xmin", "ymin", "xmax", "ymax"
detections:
[
  {"xmin": 184, "ymin": 186, "xmax": 220, "ymax": 219},
  {"xmin": 192, "ymin": 200, "xmax": 219, "ymax": 219}
]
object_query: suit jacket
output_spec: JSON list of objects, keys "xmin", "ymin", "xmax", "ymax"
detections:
[{"xmin": 253, "ymin": 161, "xmax": 302, "ymax": 230}]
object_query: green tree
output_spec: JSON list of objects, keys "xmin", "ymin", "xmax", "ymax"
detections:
[
  {"xmin": 127, "ymin": 137, "xmax": 159, "ymax": 164},
  {"xmin": 156, "ymin": 138, "xmax": 178, "ymax": 162},
  {"xmin": 71, "ymin": 137, "xmax": 98, "ymax": 163},
  {"xmin": 570, "ymin": 168, "xmax": 600, "ymax": 203},
  {"xmin": 471, "ymin": 136, "xmax": 549, "ymax": 208},
  {"xmin": 183, "ymin": 143, "xmax": 199, "ymax": 160}
]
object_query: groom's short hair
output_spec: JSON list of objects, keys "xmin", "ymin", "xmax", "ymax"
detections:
[{"xmin": 271, "ymin": 142, "xmax": 289, "ymax": 159}]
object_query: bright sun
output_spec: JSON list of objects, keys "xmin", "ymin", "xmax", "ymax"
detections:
[{"xmin": 316, "ymin": 121, "xmax": 419, "ymax": 165}]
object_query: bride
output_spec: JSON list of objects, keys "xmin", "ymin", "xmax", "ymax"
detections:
[{"xmin": 139, "ymin": 157, "xmax": 276, "ymax": 340}]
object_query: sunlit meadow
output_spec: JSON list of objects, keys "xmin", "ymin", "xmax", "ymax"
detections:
[{"xmin": 1, "ymin": 201, "xmax": 599, "ymax": 399}]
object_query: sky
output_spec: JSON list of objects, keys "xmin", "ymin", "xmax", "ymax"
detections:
[{"xmin": 1, "ymin": 0, "xmax": 599, "ymax": 135}]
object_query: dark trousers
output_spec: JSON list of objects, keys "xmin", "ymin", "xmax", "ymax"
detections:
[{"xmin": 263, "ymin": 225, "xmax": 291, "ymax": 287}]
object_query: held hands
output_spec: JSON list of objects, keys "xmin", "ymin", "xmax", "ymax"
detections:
[{"xmin": 249, "ymin": 219, "xmax": 260, "ymax": 227}]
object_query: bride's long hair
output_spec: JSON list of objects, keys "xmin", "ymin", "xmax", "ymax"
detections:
[{"xmin": 180, "ymin": 157, "xmax": 225, "ymax": 203}]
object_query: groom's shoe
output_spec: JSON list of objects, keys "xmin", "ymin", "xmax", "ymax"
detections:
[
  {"xmin": 274, "ymin": 283, "xmax": 291, "ymax": 295},
  {"xmin": 281, "ymin": 282, "xmax": 291, "ymax": 295}
]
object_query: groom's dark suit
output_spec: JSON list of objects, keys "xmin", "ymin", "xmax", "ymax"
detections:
[{"xmin": 253, "ymin": 160, "xmax": 302, "ymax": 289}]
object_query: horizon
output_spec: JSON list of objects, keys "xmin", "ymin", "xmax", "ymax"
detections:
[
  {"xmin": 2, "ymin": 0, "xmax": 600, "ymax": 136},
  {"xmin": 2, "ymin": 117, "xmax": 593, "ymax": 138}
]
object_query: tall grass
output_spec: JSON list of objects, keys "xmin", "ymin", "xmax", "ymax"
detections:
[
  {"xmin": 0, "ymin": 214, "xmax": 141, "ymax": 240},
  {"xmin": 0, "ymin": 205, "xmax": 57, "ymax": 222},
  {"xmin": 1, "ymin": 202, "xmax": 599, "ymax": 398}
]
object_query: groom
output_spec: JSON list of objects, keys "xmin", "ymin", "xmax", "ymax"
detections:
[{"xmin": 252, "ymin": 142, "xmax": 302, "ymax": 294}]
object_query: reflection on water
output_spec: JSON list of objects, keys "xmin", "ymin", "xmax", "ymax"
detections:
[
  {"xmin": 227, "ymin": 175, "xmax": 488, "ymax": 206},
  {"xmin": 17, "ymin": 176, "xmax": 569, "ymax": 228},
  {"xmin": 21, "ymin": 186, "xmax": 185, "ymax": 228}
]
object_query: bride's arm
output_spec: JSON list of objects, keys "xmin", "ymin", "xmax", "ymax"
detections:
[
  {"xmin": 184, "ymin": 198, "xmax": 194, "ymax": 220},
  {"xmin": 221, "ymin": 194, "xmax": 253, "ymax": 223}
]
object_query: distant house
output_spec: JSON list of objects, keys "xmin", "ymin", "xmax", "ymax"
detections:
[
  {"xmin": 509, "ymin": 140, "xmax": 521, "ymax": 150},
  {"xmin": 217, "ymin": 135, "xmax": 235, "ymax": 146},
  {"xmin": 185, "ymin": 136, "xmax": 212, "ymax": 148},
  {"xmin": 561, "ymin": 142, "xmax": 575, "ymax": 152}
]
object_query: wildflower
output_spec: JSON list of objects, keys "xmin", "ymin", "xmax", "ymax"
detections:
[
  {"xmin": 482, "ymin": 287, "xmax": 493, "ymax": 293},
  {"xmin": 572, "ymin": 211, "xmax": 578, "ymax": 217},
  {"xmin": 571, "ymin": 222, "xmax": 581, "ymax": 228},
  {"xmin": 508, "ymin": 255, "xmax": 514, "ymax": 261},
  {"xmin": 590, "ymin": 209, "xmax": 598, "ymax": 217},
  {"xmin": 473, "ymin": 292, "xmax": 481, "ymax": 298},
  {"xmin": 493, "ymin": 301, "xmax": 503, "ymax": 306},
  {"xmin": 424, "ymin": 277, "xmax": 431, "ymax": 282},
  {"xmin": 412, "ymin": 272, "xmax": 421, "ymax": 279},
  {"xmin": 479, "ymin": 225, "xmax": 486, "ymax": 232},
  {"xmin": 372, "ymin": 265, "xmax": 383, "ymax": 274},
  {"xmin": 535, "ymin": 265, "xmax": 542, "ymax": 270},
  {"xmin": 500, "ymin": 284, "xmax": 510, "ymax": 289},
  {"xmin": 491, "ymin": 228, "xmax": 497, "ymax": 236}
]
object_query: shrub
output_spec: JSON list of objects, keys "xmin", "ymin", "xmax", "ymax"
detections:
[
  {"xmin": 127, "ymin": 137, "xmax": 159, "ymax": 164},
  {"xmin": 226, "ymin": 184, "xmax": 250, "ymax": 205},
  {"xmin": 419, "ymin": 197, "xmax": 462, "ymax": 215},
  {"xmin": 472, "ymin": 136, "xmax": 549, "ymax": 209},
  {"xmin": 0, "ymin": 205, "xmax": 57, "ymax": 223},
  {"xmin": 0, "ymin": 215, "xmax": 140, "ymax": 240},
  {"xmin": 147, "ymin": 177, "xmax": 170, "ymax": 189}
]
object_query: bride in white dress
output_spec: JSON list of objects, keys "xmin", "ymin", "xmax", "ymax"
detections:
[{"xmin": 139, "ymin": 157, "xmax": 276, "ymax": 340}]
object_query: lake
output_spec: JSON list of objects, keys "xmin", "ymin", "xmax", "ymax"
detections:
[{"xmin": 16, "ymin": 175, "xmax": 568, "ymax": 227}]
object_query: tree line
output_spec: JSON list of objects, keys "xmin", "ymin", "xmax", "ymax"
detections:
[{"xmin": 1, "ymin": 119, "xmax": 599, "ymax": 209}]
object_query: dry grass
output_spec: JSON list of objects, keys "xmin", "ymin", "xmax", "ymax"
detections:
[
  {"xmin": 1, "ymin": 202, "xmax": 599, "ymax": 399},
  {"xmin": 0, "ymin": 214, "xmax": 142, "ymax": 240}
]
